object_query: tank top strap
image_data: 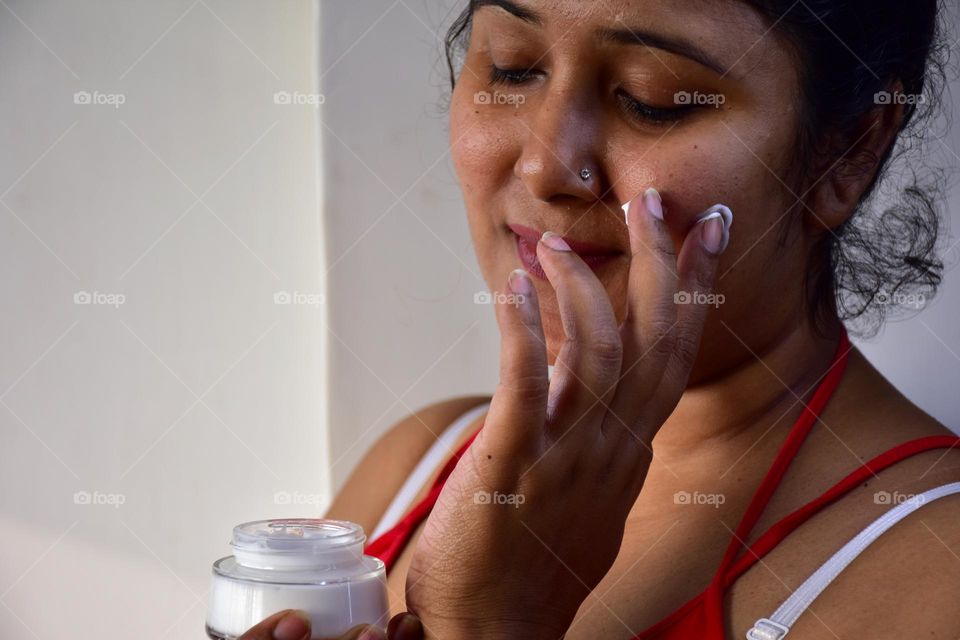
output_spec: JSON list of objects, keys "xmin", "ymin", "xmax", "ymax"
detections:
[
  {"xmin": 714, "ymin": 328, "xmax": 852, "ymax": 578},
  {"xmin": 721, "ymin": 434, "xmax": 960, "ymax": 586}
]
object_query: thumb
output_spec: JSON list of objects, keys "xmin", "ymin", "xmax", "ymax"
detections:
[{"xmin": 238, "ymin": 609, "xmax": 311, "ymax": 640}]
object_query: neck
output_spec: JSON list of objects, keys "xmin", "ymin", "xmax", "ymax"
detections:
[{"xmin": 651, "ymin": 318, "xmax": 847, "ymax": 462}]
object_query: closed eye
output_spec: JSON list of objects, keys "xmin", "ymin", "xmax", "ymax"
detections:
[
  {"xmin": 488, "ymin": 64, "xmax": 540, "ymax": 85},
  {"xmin": 616, "ymin": 89, "xmax": 694, "ymax": 124}
]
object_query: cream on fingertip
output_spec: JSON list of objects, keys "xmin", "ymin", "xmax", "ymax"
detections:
[
  {"xmin": 621, "ymin": 188, "xmax": 666, "ymax": 224},
  {"xmin": 695, "ymin": 204, "xmax": 734, "ymax": 254}
]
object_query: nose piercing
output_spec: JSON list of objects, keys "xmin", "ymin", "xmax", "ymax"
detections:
[{"xmin": 579, "ymin": 168, "xmax": 592, "ymax": 181}]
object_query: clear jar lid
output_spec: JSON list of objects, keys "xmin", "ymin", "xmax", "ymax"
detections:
[{"xmin": 229, "ymin": 518, "xmax": 367, "ymax": 571}]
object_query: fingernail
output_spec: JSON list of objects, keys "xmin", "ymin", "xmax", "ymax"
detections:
[
  {"xmin": 697, "ymin": 212, "xmax": 726, "ymax": 255},
  {"xmin": 358, "ymin": 627, "xmax": 386, "ymax": 640},
  {"xmin": 540, "ymin": 231, "xmax": 571, "ymax": 251},
  {"xmin": 508, "ymin": 268, "xmax": 533, "ymax": 295},
  {"xmin": 388, "ymin": 613, "xmax": 424, "ymax": 639},
  {"xmin": 396, "ymin": 615, "xmax": 424, "ymax": 640},
  {"xmin": 273, "ymin": 610, "xmax": 311, "ymax": 640},
  {"xmin": 644, "ymin": 187, "xmax": 663, "ymax": 220}
]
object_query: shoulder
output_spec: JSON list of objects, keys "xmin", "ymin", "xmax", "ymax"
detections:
[
  {"xmin": 790, "ymin": 431, "xmax": 960, "ymax": 638},
  {"xmin": 323, "ymin": 395, "xmax": 492, "ymax": 533},
  {"xmin": 749, "ymin": 369, "xmax": 960, "ymax": 638}
]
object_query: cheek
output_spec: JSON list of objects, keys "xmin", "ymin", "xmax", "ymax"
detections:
[
  {"xmin": 450, "ymin": 85, "xmax": 518, "ymax": 194},
  {"xmin": 610, "ymin": 132, "xmax": 785, "ymax": 251},
  {"xmin": 449, "ymin": 88, "xmax": 524, "ymax": 284}
]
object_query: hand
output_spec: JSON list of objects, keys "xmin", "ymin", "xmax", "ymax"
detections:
[
  {"xmin": 237, "ymin": 609, "xmax": 424, "ymax": 640},
  {"xmin": 405, "ymin": 191, "xmax": 730, "ymax": 638}
]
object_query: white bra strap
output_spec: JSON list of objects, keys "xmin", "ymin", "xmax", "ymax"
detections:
[
  {"xmin": 746, "ymin": 481, "xmax": 960, "ymax": 640},
  {"xmin": 369, "ymin": 401, "xmax": 491, "ymax": 540}
]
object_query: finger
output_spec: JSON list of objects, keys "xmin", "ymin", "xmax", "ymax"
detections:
[
  {"xmin": 605, "ymin": 187, "xmax": 681, "ymax": 440},
  {"xmin": 606, "ymin": 195, "xmax": 730, "ymax": 447},
  {"xmin": 387, "ymin": 612, "xmax": 424, "ymax": 640},
  {"xmin": 482, "ymin": 268, "xmax": 549, "ymax": 457},
  {"xmin": 239, "ymin": 609, "xmax": 311, "ymax": 640},
  {"xmin": 662, "ymin": 206, "xmax": 729, "ymax": 400},
  {"xmin": 536, "ymin": 231, "xmax": 622, "ymax": 436}
]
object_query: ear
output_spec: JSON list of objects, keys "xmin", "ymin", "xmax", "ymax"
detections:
[{"xmin": 805, "ymin": 81, "xmax": 907, "ymax": 231}]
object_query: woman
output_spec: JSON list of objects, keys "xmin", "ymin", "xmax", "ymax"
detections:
[{"xmin": 243, "ymin": 0, "xmax": 959, "ymax": 638}]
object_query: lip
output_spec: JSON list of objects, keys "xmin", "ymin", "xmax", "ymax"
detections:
[
  {"xmin": 508, "ymin": 224, "xmax": 621, "ymax": 256},
  {"xmin": 508, "ymin": 223, "xmax": 621, "ymax": 281}
]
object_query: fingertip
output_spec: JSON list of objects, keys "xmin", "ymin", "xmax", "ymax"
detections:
[
  {"xmin": 696, "ymin": 212, "xmax": 725, "ymax": 256},
  {"xmin": 508, "ymin": 268, "xmax": 534, "ymax": 297},
  {"xmin": 387, "ymin": 613, "xmax": 424, "ymax": 640},
  {"xmin": 643, "ymin": 187, "xmax": 664, "ymax": 221},
  {"xmin": 694, "ymin": 205, "xmax": 733, "ymax": 256},
  {"xmin": 273, "ymin": 610, "xmax": 311, "ymax": 640}
]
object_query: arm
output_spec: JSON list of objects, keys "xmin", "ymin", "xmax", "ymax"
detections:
[{"xmin": 324, "ymin": 395, "xmax": 492, "ymax": 532}]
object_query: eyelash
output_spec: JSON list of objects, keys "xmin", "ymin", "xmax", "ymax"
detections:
[
  {"xmin": 487, "ymin": 64, "xmax": 693, "ymax": 125},
  {"xmin": 615, "ymin": 90, "xmax": 691, "ymax": 124},
  {"xmin": 488, "ymin": 64, "xmax": 537, "ymax": 86}
]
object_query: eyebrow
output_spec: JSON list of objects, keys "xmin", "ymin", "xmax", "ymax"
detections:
[
  {"xmin": 472, "ymin": 0, "xmax": 729, "ymax": 77},
  {"xmin": 597, "ymin": 27, "xmax": 728, "ymax": 76},
  {"xmin": 473, "ymin": 0, "xmax": 542, "ymax": 25}
]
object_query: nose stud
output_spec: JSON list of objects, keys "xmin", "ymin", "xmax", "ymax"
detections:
[{"xmin": 579, "ymin": 168, "xmax": 592, "ymax": 181}]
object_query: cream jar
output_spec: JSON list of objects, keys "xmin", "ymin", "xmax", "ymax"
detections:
[{"xmin": 206, "ymin": 519, "xmax": 389, "ymax": 639}]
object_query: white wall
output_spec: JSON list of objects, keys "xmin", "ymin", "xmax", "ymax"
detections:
[
  {"xmin": 320, "ymin": 0, "xmax": 500, "ymax": 490},
  {"xmin": 0, "ymin": 1, "xmax": 325, "ymax": 638}
]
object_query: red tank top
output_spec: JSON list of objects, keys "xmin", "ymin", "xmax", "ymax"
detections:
[{"xmin": 365, "ymin": 328, "xmax": 960, "ymax": 638}]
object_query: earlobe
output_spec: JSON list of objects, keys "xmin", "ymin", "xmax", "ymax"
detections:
[{"xmin": 805, "ymin": 87, "xmax": 906, "ymax": 232}]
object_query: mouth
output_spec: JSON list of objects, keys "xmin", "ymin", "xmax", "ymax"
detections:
[{"xmin": 507, "ymin": 223, "xmax": 622, "ymax": 281}]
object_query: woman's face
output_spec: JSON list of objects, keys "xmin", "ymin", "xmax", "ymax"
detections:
[{"xmin": 450, "ymin": 0, "xmax": 815, "ymax": 378}]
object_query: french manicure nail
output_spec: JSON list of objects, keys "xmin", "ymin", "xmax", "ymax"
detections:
[
  {"xmin": 697, "ymin": 204, "xmax": 733, "ymax": 255},
  {"xmin": 508, "ymin": 268, "xmax": 533, "ymax": 295},
  {"xmin": 540, "ymin": 231, "xmax": 571, "ymax": 251},
  {"xmin": 697, "ymin": 212, "xmax": 725, "ymax": 254},
  {"xmin": 273, "ymin": 610, "xmax": 311, "ymax": 640},
  {"xmin": 644, "ymin": 187, "xmax": 664, "ymax": 220}
]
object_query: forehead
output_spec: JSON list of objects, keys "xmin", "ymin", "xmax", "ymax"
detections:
[{"xmin": 472, "ymin": 0, "xmax": 794, "ymax": 79}]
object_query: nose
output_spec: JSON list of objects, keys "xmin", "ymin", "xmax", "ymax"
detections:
[{"xmin": 514, "ymin": 89, "xmax": 605, "ymax": 204}]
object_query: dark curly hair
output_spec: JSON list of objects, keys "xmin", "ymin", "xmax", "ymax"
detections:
[{"xmin": 441, "ymin": 0, "xmax": 955, "ymax": 337}]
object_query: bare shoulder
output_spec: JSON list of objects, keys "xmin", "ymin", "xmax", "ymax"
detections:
[
  {"xmin": 789, "ymin": 413, "xmax": 960, "ymax": 639},
  {"xmin": 790, "ymin": 485, "xmax": 960, "ymax": 637},
  {"xmin": 323, "ymin": 395, "xmax": 492, "ymax": 533},
  {"xmin": 747, "ymin": 351, "xmax": 960, "ymax": 638}
]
